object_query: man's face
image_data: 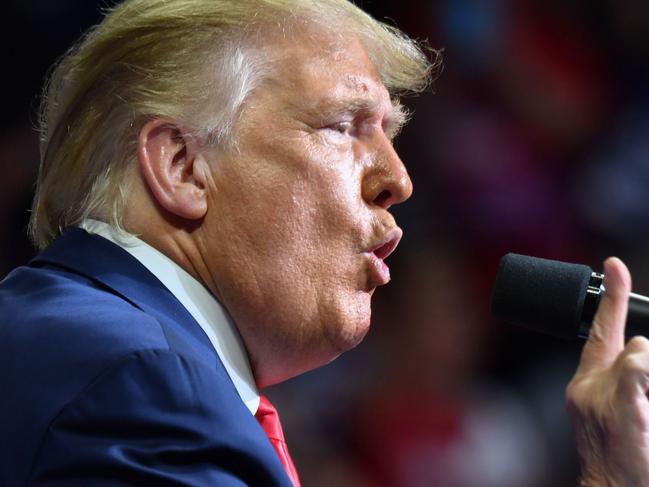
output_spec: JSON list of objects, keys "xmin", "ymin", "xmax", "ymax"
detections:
[{"xmin": 200, "ymin": 31, "xmax": 413, "ymax": 386}]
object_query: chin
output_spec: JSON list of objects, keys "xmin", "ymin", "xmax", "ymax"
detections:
[
  {"xmin": 307, "ymin": 317, "xmax": 371, "ymax": 373},
  {"xmin": 256, "ymin": 319, "xmax": 370, "ymax": 388},
  {"xmin": 327, "ymin": 300, "xmax": 373, "ymax": 355},
  {"xmin": 254, "ymin": 294, "xmax": 373, "ymax": 387},
  {"xmin": 291, "ymin": 304, "xmax": 372, "ymax": 376}
]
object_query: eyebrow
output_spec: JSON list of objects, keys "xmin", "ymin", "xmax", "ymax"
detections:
[
  {"xmin": 385, "ymin": 99, "xmax": 410, "ymax": 141},
  {"xmin": 317, "ymin": 97, "xmax": 410, "ymax": 140}
]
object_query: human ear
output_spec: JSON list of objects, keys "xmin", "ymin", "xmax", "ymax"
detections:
[{"xmin": 137, "ymin": 119, "xmax": 209, "ymax": 220}]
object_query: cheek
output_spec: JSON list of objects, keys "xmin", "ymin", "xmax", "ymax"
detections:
[
  {"xmin": 205, "ymin": 154, "xmax": 375, "ymax": 374},
  {"xmin": 212, "ymin": 141, "xmax": 369, "ymax": 291},
  {"xmin": 232, "ymin": 149, "xmax": 364, "ymax": 262}
]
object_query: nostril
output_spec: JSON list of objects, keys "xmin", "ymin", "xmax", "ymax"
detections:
[{"xmin": 374, "ymin": 189, "xmax": 392, "ymax": 207}]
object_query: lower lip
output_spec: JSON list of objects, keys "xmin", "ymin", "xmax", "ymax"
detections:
[{"xmin": 367, "ymin": 252, "xmax": 391, "ymax": 286}]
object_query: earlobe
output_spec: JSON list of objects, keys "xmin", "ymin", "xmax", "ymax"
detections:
[{"xmin": 138, "ymin": 119, "xmax": 209, "ymax": 221}]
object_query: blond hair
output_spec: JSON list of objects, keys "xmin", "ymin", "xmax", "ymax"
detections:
[{"xmin": 31, "ymin": 0, "xmax": 440, "ymax": 249}]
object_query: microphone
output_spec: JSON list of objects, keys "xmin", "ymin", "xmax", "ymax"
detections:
[{"xmin": 490, "ymin": 253, "xmax": 649, "ymax": 340}]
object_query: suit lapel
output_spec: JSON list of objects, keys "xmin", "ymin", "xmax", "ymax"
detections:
[
  {"xmin": 29, "ymin": 229, "xmax": 293, "ymax": 484},
  {"xmin": 30, "ymin": 228, "xmax": 217, "ymax": 359}
]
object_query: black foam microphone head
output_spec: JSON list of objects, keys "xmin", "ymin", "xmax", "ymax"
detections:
[{"xmin": 490, "ymin": 253, "xmax": 593, "ymax": 339}]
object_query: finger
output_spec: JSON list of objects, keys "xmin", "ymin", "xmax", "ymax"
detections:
[
  {"xmin": 624, "ymin": 336, "xmax": 649, "ymax": 355},
  {"xmin": 616, "ymin": 337, "xmax": 649, "ymax": 395},
  {"xmin": 616, "ymin": 351, "xmax": 649, "ymax": 402},
  {"xmin": 578, "ymin": 257, "xmax": 632, "ymax": 372}
]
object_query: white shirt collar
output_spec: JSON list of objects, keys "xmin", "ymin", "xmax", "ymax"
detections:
[{"xmin": 79, "ymin": 219, "xmax": 260, "ymax": 415}]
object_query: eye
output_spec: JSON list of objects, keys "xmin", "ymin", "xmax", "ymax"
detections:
[{"xmin": 327, "ymin": 121, "xmax": 353, "ymax": 134}]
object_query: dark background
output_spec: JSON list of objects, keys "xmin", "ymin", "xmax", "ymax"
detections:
[{"xmin": 3, "ymin": 1, "xmax": 649, "ymax": 486}]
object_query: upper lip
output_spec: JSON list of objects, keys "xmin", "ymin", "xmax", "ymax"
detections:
[{"xmin": 367, "ymin": 227, "xmax": 403, "ymax": 260}]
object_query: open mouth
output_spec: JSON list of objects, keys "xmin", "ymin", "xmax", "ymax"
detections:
[{"xmin": 371, "ymin": 234, "xmax": 400, "ymax": 261}]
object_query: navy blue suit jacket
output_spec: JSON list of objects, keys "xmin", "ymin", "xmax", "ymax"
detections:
[{"xmin": 0, "ymin": 229, "xmax": 292, "ymax": 486}]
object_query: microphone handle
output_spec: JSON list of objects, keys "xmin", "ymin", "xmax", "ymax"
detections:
[{"xmin": 626, "ymin": 293, "xmax": 649, "ymax": 339}]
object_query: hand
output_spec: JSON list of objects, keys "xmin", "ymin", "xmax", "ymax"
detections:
[{"xmin": 566, "ymin": 257, "xmax": 649, "ymax": 486}]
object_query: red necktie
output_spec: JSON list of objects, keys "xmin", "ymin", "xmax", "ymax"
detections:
[{"xmin": 255, "ymin": 395, "xmax": 302, "ymax": 487}]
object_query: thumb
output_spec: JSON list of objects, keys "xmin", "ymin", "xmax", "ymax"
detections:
[{"xmin": 577, "ymin": 257, "xmax": 631, "ymax": 372}]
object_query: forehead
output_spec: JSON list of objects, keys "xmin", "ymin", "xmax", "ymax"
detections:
[{"xmin": 261, "ymin": 30, "xmax": 392, "ymax": 112}]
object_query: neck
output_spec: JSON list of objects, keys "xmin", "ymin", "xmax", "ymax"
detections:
[{"xmin": 123, "ymin": 196, "xmax": 223, "ymax": 303}]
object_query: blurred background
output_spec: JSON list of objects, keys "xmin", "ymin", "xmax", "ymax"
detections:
[{"xmin": 3, "ymin": 0, "xmax": 649, "ymax": 485}]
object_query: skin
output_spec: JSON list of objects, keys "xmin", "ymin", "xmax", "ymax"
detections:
[
  {"xmin": 125, "ymin": 30, "xmax": 411, "ymax": 388},
  {"xmin": 121, "ymin": 23, "xmax": 649, "ymax": 482},
  {"xmin": 567, "ymin": 258, "xmax": 649, "ymax": 486}
]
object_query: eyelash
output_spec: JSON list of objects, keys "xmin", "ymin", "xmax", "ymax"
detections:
[
  {"xmin": 323, "ymin": 118, "xmax": 397, "ymax": 142},
  {"xmin": 328, "ymin": 121, "xmax": 353, "ymax": 134}
]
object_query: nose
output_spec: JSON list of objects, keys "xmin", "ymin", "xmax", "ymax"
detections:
[{"xmin": 361, "ymin": 135, "xmax": 413, "ymax": 210}]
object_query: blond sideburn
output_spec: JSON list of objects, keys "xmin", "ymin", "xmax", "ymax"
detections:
[{"xmin": 31, "ymin": 0, "xmax": 440, "ymax": 249}]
